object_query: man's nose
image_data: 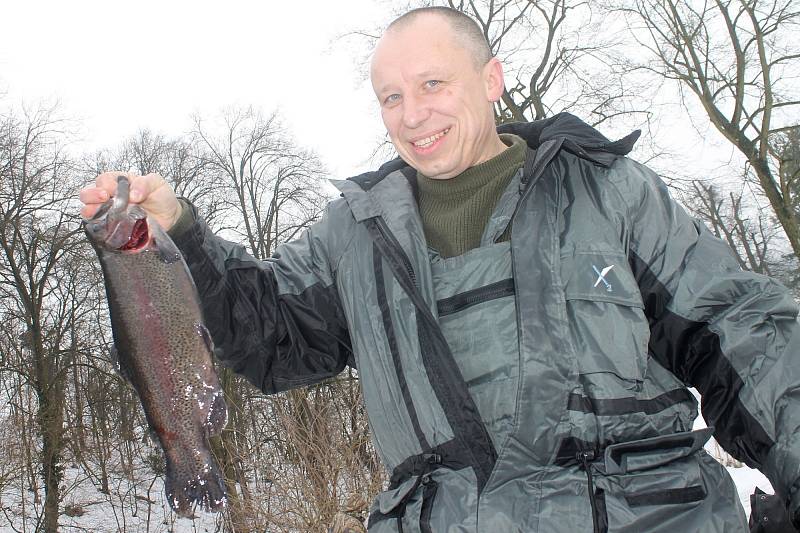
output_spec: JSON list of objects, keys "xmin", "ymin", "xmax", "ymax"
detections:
[{"xmin": 401, "ymin": 94, "xmax": 430, "ymax": 129}]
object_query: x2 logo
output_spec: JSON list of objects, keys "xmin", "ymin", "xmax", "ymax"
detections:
[{"xmin": 592, "ymin": 264, "xmax": 614, "ymax": 292}]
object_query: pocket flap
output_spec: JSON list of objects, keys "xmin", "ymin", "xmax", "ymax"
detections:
[
  {"xmin": 562, "ymin": 251, "xmax": 643, "ymax": 307},
  {"xmin": 602, "ymin": 427, "xmax": 714, "ymax": 475},
  {"xmin": 377, "ymin": 475, "xmax": 422, "ymax": 514}
]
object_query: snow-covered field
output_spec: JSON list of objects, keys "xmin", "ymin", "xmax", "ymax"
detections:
[{"xmin": 0, "ymin": 463, "xmax": 223, "ymax": 533}]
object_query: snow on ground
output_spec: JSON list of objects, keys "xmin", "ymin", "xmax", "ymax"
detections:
[
  {"xmin": 727, "ymin": 464, "xmax": 773, "ymax": 517},
  {"xmin": 0, "ymin": 461, "xmax": 775, "ymax": 532},
  {"xmin": 0, "ymin": 462, "xmax": 222, "ymax": 532}
]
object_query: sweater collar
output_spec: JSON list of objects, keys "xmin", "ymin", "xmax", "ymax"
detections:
[{"xmin": 415, "ymin": 134, "xmax": 526, "ymax": 201}]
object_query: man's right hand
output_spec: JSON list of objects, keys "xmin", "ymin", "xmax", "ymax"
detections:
[{"xmin": 79, "ymin": 172, "xmax": 182, "ymax": 231}]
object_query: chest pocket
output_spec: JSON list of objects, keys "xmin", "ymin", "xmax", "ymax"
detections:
[{"xmin": 561, "ymin": 250, "xmax": 649, "ymax": 383}]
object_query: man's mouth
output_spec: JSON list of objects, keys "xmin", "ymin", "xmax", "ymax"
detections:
[{"xmin": 411, "ymin": 128, "xmax": 450, "ymax": 150}]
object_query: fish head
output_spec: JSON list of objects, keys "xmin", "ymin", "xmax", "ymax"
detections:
[{"xmin": 84, "ymin": 175, "xmax": 152, "ymax": 253}]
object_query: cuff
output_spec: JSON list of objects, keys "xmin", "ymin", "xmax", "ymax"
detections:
[{"xmin": 167, "ymin": 198, "xmax": 196, "ymax": 240}]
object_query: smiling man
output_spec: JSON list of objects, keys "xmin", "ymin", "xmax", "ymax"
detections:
[{"xmin": 80, "ymin": 7, "xmax": 800, "ymax": 533}]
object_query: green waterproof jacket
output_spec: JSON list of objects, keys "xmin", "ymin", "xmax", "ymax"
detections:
[{"xmin": 172, "ymin": 114, "xmax": 800, "ymax": 532}]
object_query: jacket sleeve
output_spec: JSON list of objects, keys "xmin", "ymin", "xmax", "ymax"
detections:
[
  {"xmin": 170, "ymin": 200, "xmax": 354, "ymax": 394},
  {"xmin": 608, "ymin": 157, "xmax": 800, "ymax": 518}
]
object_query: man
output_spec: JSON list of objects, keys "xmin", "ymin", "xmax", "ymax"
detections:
[{"xmin": 81, "ymin": 7, "xmax": 800, "ymax": 532}]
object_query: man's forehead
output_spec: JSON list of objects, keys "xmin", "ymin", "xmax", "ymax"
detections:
[{"xmin": 373, "ymin": 24, "xmax": 458, "ymax": 72}]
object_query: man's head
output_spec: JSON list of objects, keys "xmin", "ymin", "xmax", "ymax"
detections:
[{"xmin": 370, "ymin": 7, "xmax": 506, "ymax": 179}]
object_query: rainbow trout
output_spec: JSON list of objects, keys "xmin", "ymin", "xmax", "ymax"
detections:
[{"xmin": 84, "ymin": 176, "xmax": 227, "ymax": 517}]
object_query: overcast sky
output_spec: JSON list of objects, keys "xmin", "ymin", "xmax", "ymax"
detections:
[
  {"xmin": 0, "ymin": 0, "xmax": 393, "ymax": 179},
  {"xmin": 1, "ymin": 0, "xmax": 761, "ymax": 195}
]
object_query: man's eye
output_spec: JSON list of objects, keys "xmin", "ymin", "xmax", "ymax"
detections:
[
  {"xmin": 425, "ymin": 80, "xmax": 440, "ymax": 89},
  {"xmin": 384, "ymin": 94, "xmax": 401, "ymax": 105}
]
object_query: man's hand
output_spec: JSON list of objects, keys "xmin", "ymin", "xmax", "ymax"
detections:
[{"xmin": 79, "ymin": 172, "xmax": 182, "ymax": 231}]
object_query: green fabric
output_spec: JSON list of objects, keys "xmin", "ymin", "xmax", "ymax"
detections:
[
  {"xmin": 416, "ymin": 133, "xmax": 526, "ymax": 258},
  {"xmin": 167, "ymin": 199, "xmax": 196, "ymax": 239}
]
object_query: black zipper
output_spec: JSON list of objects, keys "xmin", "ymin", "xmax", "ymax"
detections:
[
  {"xmin": 577, "ymin": 450, "xmax": 604, "ymax": 533},
  {"xmin": 437, "ymin": 278, "xmax": 515, "ymax": 317},
  {"xmin": 419, "ymin": 474, "xmax": 439, "ymax": 533},
  {"xmin": 375, "ymin": 217, "xmax": 418, "ymax": 288},
  {"xmin": 366, "ymin": 216, "xmax": 498, "ymax": 491}
]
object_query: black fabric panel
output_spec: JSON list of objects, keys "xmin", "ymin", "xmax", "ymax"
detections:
[
  {"xmin": 389, "ymin": 438, "xmax": 467, "ymax": 489},
  {"xmin": 606, "ymin": 433, "xmax": 694, "ymax": 467},
  {"xmin": 497, "ymin": 113, "xmax": 639, "ymax": 167},
  {"xmin": 624, "ymin": 485, "xmax": 707, "ymax": 507},
  {"xmin": 554, "ymin": 436, "xmax": 601, "ymax": 466},
  {"xmin": 566, "ymin": 388, "xmax": 694, "ymax": 416},
  {"xmin": 366, "ymin": 217, "xmax": 498, "ymax": 491},
  {"xmin": 206, "ymin": 257, "xmax": 352, "ymax": 395},
  {"xmin": 595, "ymin": 488, "xmax": 609, "ymax": 533},
  {"xmin": 348, "ymin": 157, "xmax": 410, "ymax": 191},
  {"xmin": 436, "ymin": 278, "xmax": 515, "ymax": 317},
  {"xmin": 420, "ymin": 480, "xmax": 439, "ymax": 533},
  {"xmin": 374, "ymin": 244, "xmax": 430, "ymax": 452},
  {"xmin": 629, "ymin": 251, "xmax": 775, "ymax": 470},
  {"xmin": 749, "ymin": 487, "xmax": 794, "ymax": 532}
]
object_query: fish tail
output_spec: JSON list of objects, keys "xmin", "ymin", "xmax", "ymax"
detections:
[{"xmin": 165, "ymin": 454, "xmax": 227, "ymax": 518}]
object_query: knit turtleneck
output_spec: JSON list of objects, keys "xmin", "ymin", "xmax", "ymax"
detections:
[{"xmin": 416, "ymin": 133, "xmax": 526, "ymax": 258}]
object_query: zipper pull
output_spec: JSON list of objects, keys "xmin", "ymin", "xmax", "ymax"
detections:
[{"xmin": 577, "ymin": 450, "xmax": 596, "ymax": 469}]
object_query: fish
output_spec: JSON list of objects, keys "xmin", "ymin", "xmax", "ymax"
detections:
[{"xmin": 84, "ymin": 175, "xmax": 228, "ymax": 517}]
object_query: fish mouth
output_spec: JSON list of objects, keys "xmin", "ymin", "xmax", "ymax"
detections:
[{"xmin": 117, "ymin": 218, "xmax": 150, "ymax": 252}]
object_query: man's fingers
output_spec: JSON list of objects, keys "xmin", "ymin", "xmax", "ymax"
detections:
[
  {"xmin": 79, "ymin": 187, "xmax": 109, "ymax": 205},
  {"xmin": 95, "ymin": 171, "xmax": 131, "ymax": 194},
  {"xmin": 80, "ymin": 203, "xmax": 100, "ymax": 220},
  {"xmin": 129, "ymin": 173, "xmax": 164, "ymax": 203},
  {"xmin": 87, "ymin": 172, "xmax": 164, "ymax": 204}
]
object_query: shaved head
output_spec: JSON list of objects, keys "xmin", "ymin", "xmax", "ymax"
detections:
[{"xmin": 386, "ymin": 7, "xmax": 492, "ymax": 70}]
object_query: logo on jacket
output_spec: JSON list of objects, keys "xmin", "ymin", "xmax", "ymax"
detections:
[{"xmin": 592, "ymin": 264, "xmax": 614, "ymax": 292}]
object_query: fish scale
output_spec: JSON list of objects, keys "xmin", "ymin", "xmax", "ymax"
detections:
[{"xmin": 85, "ymin": 176, "xmax": 228, "ymax": 517}]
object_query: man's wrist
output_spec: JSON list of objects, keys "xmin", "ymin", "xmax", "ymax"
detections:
[{"xmin": 167, "ymin": 198, "xmax": 196, "ymax": 239}]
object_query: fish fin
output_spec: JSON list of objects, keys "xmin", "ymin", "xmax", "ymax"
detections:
[
  {"xmin": 165, "ymin": 454, "xmax": 227, "ymax": 518},
  {"xmin": 109, "ymin": 345, "xmax": 133, "ymax": 383},
  {"xmin": 147, "ymin": 216, "xmax": 182, "ymax": 264},
  {"xmin": 196, "ymin": 323, "xmax": 214, "ymax": 353},
  {"xmin": 205, "ymin": 391, "xmax": 228, "ymax": 437}
]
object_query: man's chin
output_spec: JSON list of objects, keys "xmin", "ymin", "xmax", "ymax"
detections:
[{"xmin": 412, "ymin": 160, "xmax": 460, "ymax": 180}]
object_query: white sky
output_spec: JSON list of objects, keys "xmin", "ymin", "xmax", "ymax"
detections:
[
  {"xmin": 0, "ymin": 0, "xmax": 390, "ymax": 179},
  {"xmin": 0, "ymin": 0, "xmax": 765, "ymax": 193}
]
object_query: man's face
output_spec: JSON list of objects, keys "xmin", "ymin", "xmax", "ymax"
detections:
[{"xmin": 370, "ymin": 15, "xmax": 504, "ymax": 179}]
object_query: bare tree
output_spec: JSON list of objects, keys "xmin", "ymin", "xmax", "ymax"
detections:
[
  {"xmin": 614, "ymin": 0, "xmax": 800, "ymax": 258},
  {"xmin": 81, "ymin": 129, "xmax": 227, "ymax": 229},
  {"xmin": 0, "ymin": 103, "xmax": 86, "ymax": 532},
  {"xmin": 192, "ymin": 107, "xmax": 328, "ymax": 254},
  {"xmin": 444, "ymin": 0, "xmax": 643, "ymax": 126},
  {"xmin": 687, "ymin": 180, "xmax": 782, "ymax": 276},
  {"xmin": 190, "ymin": 106, "xmax": 382, "ymax": 532}
]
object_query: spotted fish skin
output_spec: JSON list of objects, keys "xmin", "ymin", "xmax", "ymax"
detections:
[{"xmin": 85, "ymin": 176, "xmax": 227, "ymax": 517}]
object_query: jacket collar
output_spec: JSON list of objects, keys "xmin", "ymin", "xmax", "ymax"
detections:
[{"xmin": 333, "ymin": 112, "xmax": 640, "ymax": 220}]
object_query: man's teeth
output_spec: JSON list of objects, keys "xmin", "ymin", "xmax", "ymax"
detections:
[{"xmin": 413, "ymin": 128, "xmax": 450, "ymax": 148}]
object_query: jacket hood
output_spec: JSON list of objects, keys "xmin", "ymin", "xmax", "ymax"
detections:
[{"xmin": 497, "ymin": 113, "xmax": 641, "ymax": 167}]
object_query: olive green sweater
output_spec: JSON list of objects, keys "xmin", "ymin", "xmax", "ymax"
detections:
[{"xmin": 417, "ymin": 133, "xmax": 526, "ymax": 258}]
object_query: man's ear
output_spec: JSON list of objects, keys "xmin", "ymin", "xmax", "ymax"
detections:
[{"xmin": 484, "ymin": 58, "xmax": 505, "ymax": 102}]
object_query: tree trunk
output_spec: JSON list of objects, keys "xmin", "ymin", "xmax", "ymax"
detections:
[{"xmin": 33, "ymin": 328, "xmax": 64, "ymax": 533}]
